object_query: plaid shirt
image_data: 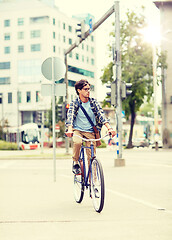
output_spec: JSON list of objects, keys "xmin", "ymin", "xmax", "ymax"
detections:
[{"xmin": 65, "ymin": 97, "xmax": 109, "ymax": 132}]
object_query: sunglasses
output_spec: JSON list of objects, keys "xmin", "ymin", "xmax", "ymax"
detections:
[{"xmin": 82, "ymin": 87, "xmax": 90, "ymax": 91}]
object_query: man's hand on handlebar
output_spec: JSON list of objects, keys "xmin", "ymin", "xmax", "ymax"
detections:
[{"xmin": 108, "ymin": 128, "xmax": 116, "ymax": 138}]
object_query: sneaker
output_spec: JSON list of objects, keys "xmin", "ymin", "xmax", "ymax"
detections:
[{"xmin": 72, "ymin": 163, "xmax": 81, "ymax": 175}]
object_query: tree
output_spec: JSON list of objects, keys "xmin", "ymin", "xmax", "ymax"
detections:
[{"xmin": 101, "ymin": 8, "xmax": 166, "ymax": 148}]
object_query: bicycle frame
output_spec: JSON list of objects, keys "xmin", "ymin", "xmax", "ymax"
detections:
[{"xmin": 79, "ymin": 141, "xmax": 95, "ymax": 188}]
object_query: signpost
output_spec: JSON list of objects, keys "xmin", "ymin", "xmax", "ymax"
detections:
[{"xmin": 41, "ymin": 57, "xmax": 66, "ymax": 181}]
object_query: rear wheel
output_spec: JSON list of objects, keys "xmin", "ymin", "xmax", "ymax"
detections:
[
  {"xmin": 91, "ymin": 158, "xmax": 105, "ymax": 213},
  {"xmin": 73, "ymin": 161, "xmax": 84, "ymax": 203}
]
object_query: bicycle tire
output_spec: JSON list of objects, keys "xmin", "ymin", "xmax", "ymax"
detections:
[
  {"xmin": 90, "ymin": 158, "xmax": 105, "ymax": 213},
  {"xmin": 73, "ymin": 161, "xmax": 84, "ymax": 203}
]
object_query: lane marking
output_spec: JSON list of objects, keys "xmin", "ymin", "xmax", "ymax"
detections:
[
  {"xmin": 107, "ymin": 188, "xmax": 172, "ymax": 214},
  {"xmin": 59, "ymin": 173, "xmax": 172, "ymax": 213}
]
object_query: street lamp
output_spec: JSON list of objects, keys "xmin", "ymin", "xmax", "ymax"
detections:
[{"xmin": 141, "ymin": 25, "xmax": 161, "ymax": 136}]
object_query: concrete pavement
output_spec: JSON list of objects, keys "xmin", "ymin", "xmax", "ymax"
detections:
[{"xmin": 0, "ymin": 147, "xmax": 172, "ymax": 240}]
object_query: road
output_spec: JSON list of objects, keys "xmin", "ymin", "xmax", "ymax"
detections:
[{"xmin": 0, "ymin": 148, "xmax": 172, "ymax": 240}]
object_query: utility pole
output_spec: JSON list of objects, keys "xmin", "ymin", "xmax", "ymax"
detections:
[
  {"xmin": 152, "ymin": 44, "xmax": 159, "ymax": 135},
  {"xmin": 114, "ymin": 1, "xmax": 125, "ymax": 166}
]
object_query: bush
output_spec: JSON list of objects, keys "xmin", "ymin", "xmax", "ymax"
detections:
[
  {"xmin": 97, "ymin": 139, "xmax": 107, "ymax": 148},
  {"xmin": 0, "ymin": 141, "xmax": 18, "ymax": 150}
]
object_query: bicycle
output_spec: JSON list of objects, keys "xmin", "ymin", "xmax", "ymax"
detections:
[{"xmin": 72, "ymin": 133, "xmax": 109, "ymax": 213}]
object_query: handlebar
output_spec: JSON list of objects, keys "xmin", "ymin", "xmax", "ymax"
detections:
[{"xmin": 74, "ymin": 134, "xmax": 116, "ymax": 142}]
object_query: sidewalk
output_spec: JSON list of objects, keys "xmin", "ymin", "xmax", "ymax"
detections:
[
  {"xmin": 0, "ymin": 146, "xmax": 171, "ymax": 160},
  {"xmin": 0, "ymin": 147, "xmax": 72, "ymax": 160}
]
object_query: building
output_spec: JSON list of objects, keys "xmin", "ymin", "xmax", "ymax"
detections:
[
  {"xmin": 154, "ymin": 0, "xmax": 172, "ymax": 147},
  {"xmin": 0, "ymin": 0, "xmax": 97, "ymax": 127}
]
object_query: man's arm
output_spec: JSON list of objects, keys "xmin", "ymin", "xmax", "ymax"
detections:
[
  {"xmin": 65, "ymin": 125, "xmax": 73, "ymax": 137},
  {"xmin": 104, "ymin": 122, "xmax": 116, "ymax": 138}
]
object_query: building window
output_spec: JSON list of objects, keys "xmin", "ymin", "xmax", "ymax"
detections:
[
  {"xmin": 0, "ymin": 77, "xmax": 10, "ymax": 84},
  {"xmin": 91, "ymin": 47, "xmax": 94, "ymax": 54},
  {"xmin": 18, "ymin": 18, "xmax": 24, "ymax": 26},
  {"xmin": 53, "ymin": 45, "xmax": 56, "ymax": 52},
  {"xmin": 30, "ymin": 30, "xmax": 41, "ymax": 38},
  {"xmin": 26, "ymin": 91, "xmax": 31, "ymax": 103},
  {"xmin": 0, "ymin": 62, "xmax": 10, "ymax": 69},
  {"xmin": 86, "ymin": 45, "xmax": 89, "ymax": 51},
  {"xmin": 91, "ymin": 35, "xmax": 94, "ymax": 42},
  {"xmin": 31, "ymin": 44, "xmax": 41, "ymax": 52},
  {"xmin": 68, "ymin": 65, "xmax": 94, "ymax": 78},
  {"xmin": 18, "ymin": 31, "xmax": 24, "ymax": 39},
  {"xmin": 68, "ymin": 25, "xmax": 72, "ymax": 32},
  {"xmin": 18, "ymin": 45, "xmax": 24, "ymax": 53},
  {"xmin": 91, "ymin": 58, "xmax": 95, "ymax": 65},
  {"xmin": 63, "ymin": 36, "xmax": 66, "ymax": 43},
  {"xmin": 18, "ymin": 59, "xmax": 41, "ymax": 83},
  {"xmin": 4, "ymin": 47, "xmax": 10, "ymax": 54},
  {"xmin": 4, "ymin": 19, "xmax": 10, "ymax": 27},
  {"xmin": 87, "ymin": 57, "xmax": 89, "ymax": 63},
  {"xmin": 36, "ymin": 91, "xmax": 39, "ymax": 102},
  {"xmin": 30, "ymin": 16, "xmax": 49, "ymax": 24},
  {"xmin": 69, "ymin": 52, "xmax": 72, "ymax": 58},
  {"xmin": 69, "ymin": 38, "xmax": 72, "ymax": 45},
  {"xmin": 63, "ymin": 23, "xmax": 65, "ymax": 30},
  {"xmin": 18, "ymin": 91, "xmax": 22, "ymax": 103},
  {"xmin": 53, "ymin": 32, "xmax": 56, "ymax": 39},
  {"xmin": 8, "ymin": 92, "xmax": 12, "ymax": 103},
  {"xmin": 82, "ymin": 43, "xmax": 84, "ymax": 50},
  {"xmin": 82, "ymin": 55, "xmax": 84, "ymax": 62},
  {"xmin": 76, "ymin": 53, "xmax": 79, "ymax": 60},
  {"xmin": 4, "ymin": 33, "xmax": 10, "ymax": 40},
  {"xmin": 53, "ymin": 18, "xmax": 55, "ymax": 25}
]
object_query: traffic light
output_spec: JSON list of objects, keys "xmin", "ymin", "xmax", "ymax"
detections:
[
  {"xmin": 37, "ymin": 111, "xmax": 42, "ymax": 125},
  {"xmin": 121, "ymin": 81, "xmax": 132, "ymax": 100},
  {"xmin": 106, "ymin": 81, "xmax": 117, "ymax": 107},
  {"xmin": 57, "ymin": 104, "xmax": 65, "ymax": 120},
  {"xmin": 65, "ymin": 103, "xmax": 70, "ymax": 119},
  {"xmin": 76, "ymin": 20, "xmax": 85, "ymax": 39}
]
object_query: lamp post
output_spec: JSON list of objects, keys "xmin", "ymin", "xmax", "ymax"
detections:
[{"xmin": 152, "ymin": 44, "xmax": 159, "ymax": 135}]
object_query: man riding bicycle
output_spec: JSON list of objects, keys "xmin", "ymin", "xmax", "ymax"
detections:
[{"xmin": 65, "ymin": 79, "xmax": 116, "ymax": 174}]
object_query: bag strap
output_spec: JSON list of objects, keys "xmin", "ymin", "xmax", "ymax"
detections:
[{"xmin": 78, "ymin": 102, "xmax": 98, "ymax": 133}]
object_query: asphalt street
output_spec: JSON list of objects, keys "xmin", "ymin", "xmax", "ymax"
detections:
[{"xmin": 0, "ymin": 147, "xmax": 172, "ymax": 240}]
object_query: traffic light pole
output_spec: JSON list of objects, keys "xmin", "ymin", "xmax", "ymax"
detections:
[
  {"xmin": 64, "ymin": 1, "xmax": 124, "ymax": 165},
  {"xmin": 64, "ymin": 4, "xmax": 115, "ymax": 155},
  {"xmin": 114, "ymin": 1, "xmax": 125, "ymax": 166}
]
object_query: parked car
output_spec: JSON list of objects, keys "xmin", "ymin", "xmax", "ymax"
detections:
[{"xmin": 133, "ymin": 138, "xmax": 149, "ymax": 148}]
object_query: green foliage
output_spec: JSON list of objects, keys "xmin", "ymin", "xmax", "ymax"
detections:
[
  {"xmin": 101, "ymin": 8, "xmax": 167, "ymax": 147},
  {"xmin": 138, "ymin": 102, "xmax": 154, "ymax": 117},
  {"xmin": 0, "ymin": 140, "xmax": 18, "ymax": 150},
  {"xmin": 97, "ymin": 139, "xmax": 107, "ymax": 148}
]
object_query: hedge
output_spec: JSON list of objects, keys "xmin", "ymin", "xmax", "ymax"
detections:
[{"xmin": 0, "ymin": 141, "xmax": 18, "ymax": 150}]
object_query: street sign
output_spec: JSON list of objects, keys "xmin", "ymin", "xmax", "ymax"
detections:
[
  {"xmin": 55, "ymin": 124, "xmax": 60, "ymax": 132},
  {"xmin": 41, "ymin": 84, "xmax": 66, "ymax": 97},
  {"xmin": 89, "ymin": 18, "xmax": 93, "ymax": 33},
  {"xmin": 41, "ymin": 57, "xmax": 66, "ymax": 81}
]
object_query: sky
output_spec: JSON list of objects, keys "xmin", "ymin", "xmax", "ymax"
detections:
[{"xmin": 55, "ymin": 0, "xmax": 160, "ymax": 101}]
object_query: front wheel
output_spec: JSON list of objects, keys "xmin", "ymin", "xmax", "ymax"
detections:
[
  {"xmin": 91, "ymin": 158, "xmax": 105, "ymax": 213},
  {"xmin": 73, "ymin": 162, "xmax": 84, "ymax": 203}
]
